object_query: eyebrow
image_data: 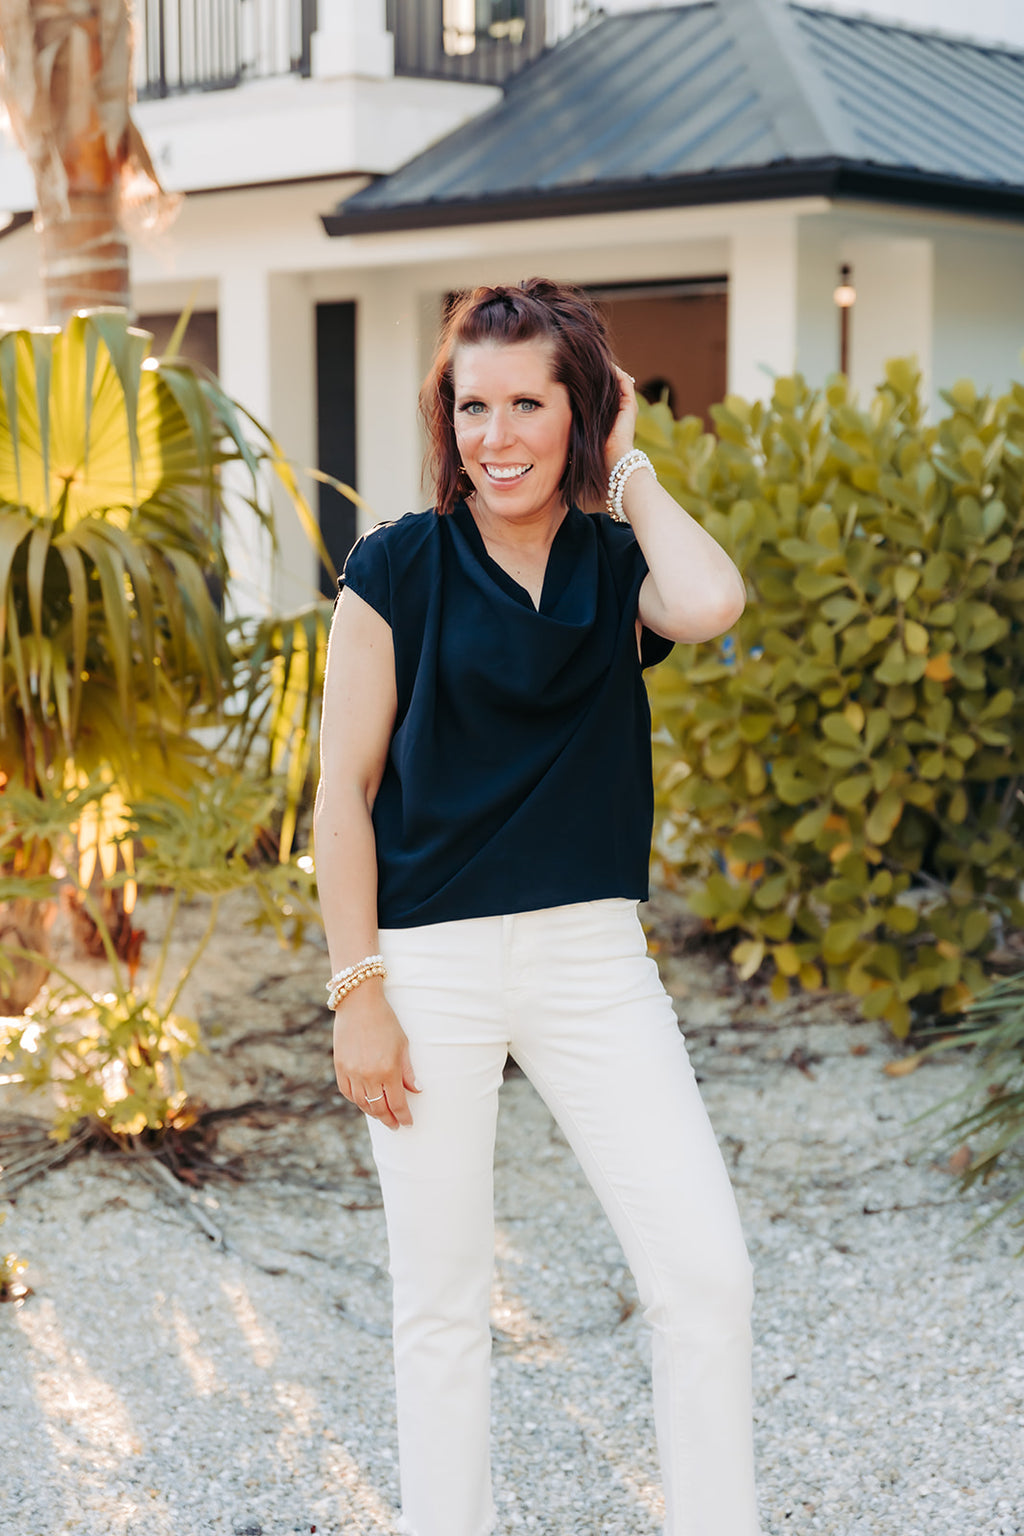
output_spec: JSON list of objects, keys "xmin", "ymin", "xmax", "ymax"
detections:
[{"xmin": 454, "ymin": 386, "xmax": 548, "ymax": 399}]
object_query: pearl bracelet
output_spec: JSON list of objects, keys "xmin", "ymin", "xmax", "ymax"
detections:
[
  {"xmin": 326, "ymin": 954, "xmax": 387, "ymax": 1010},
  {"xmin": 606, "ymin": 449, "xmax": 656, "ymax": 522}
]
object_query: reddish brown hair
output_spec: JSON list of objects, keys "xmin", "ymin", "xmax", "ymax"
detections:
[{"xmin": 420, "ymin": 278, "xmax": 621, "ymax": 516}]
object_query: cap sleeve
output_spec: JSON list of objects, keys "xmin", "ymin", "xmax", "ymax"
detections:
[{"xmin": 338, "ymin": 525, "xmax": 391, "ymax": 625}]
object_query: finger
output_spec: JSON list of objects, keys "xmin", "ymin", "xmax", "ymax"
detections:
[
  {"xmin": 373, "ymin": 1094, "xmax": 401, "ymax": 1131},
  {"xmin": 401, "ymin": 1047, "xmax": 421, "ymax": 1094},
  {"xmin": 384, "ymin": 1080, "xmax": 413, "ymax": 1128},
  {"xmin": 358, "ymin": 1082, "xmax": 399, "ymax": 1129}
]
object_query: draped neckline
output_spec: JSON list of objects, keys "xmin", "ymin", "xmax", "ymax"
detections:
[{"xmin": 451, "ymin": 497, "xmax": 582, "ymax": 616}]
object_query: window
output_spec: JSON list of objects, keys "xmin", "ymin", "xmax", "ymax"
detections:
[{"xmin": 443, "ymin": 0, "xmax": 526, "ymax": 57}]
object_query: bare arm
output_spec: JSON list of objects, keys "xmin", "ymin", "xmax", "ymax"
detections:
[
  {"xmin": 607, "ymin": 370, "xmax": 747, "ymax": 644},
  {"xmin": 313, "ymin": 589, "xmax": 418, "ymax": 1130}
]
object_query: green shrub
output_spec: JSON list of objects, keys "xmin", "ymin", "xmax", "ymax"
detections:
[{"xmin": 637, "ymin": 363, "xmax": 1024, "ymax": 1035}]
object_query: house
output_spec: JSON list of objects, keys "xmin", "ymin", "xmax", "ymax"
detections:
[{"xmin": 1, "ymin": 0, "xmax": 1023, "ymax": 610}]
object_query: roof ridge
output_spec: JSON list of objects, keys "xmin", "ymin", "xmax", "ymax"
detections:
[
  {"xmin": 790, "ymin": 0, "xmax": 1024, "ymax": 60},
  {"xmin": 718, "ymin": 0, "xmax": 860, "ymax": 158}
]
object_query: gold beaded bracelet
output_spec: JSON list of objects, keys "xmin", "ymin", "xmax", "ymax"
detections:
[{"xmin": 326, "ymin": 954, "xmax": 387, "ymax": 1010}]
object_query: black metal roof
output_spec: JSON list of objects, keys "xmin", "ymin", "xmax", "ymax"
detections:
[{"xmin": 323, "ymin": 0, "xmax": 1024, "ymax": 235}]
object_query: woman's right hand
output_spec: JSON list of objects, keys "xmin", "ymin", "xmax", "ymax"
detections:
[{"xmin": 332, "ymin": 981, "xmax": 420, "ymax": 1130}]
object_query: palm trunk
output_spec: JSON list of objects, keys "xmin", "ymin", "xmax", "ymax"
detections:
[
  {"xmin": 37, "ymin": 4, "xmax": 130, "ymax": 322},
  {"xmin": 0, "ymin": 836, "xmax": 54, "ymax": 1014},
  {"xmin": 0, "ymin": 0, "xmax": 172, "ymax": 325},
  {"xmin": 39, "ymin": 179, "xmax": 130, "ymax": 326},
  {"xmin": 0, "ymin": 892, "xmax": 55, "ymax": 1012}
]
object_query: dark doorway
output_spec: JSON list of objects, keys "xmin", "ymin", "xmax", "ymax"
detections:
[
  {"xmin": 590, "ymin": 279, "xmax": 728, "ymax": 429},
  {"xmin": 137, "ymin": 309, "xmax": 219, "ymax": 373},
  {"xmin": 316, "ymin": 301, "xmax": 358, "ymax": 597}
]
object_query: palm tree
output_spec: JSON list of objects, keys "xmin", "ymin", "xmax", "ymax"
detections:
[
  {"xmin": 0, "ymin": 307, "xmax": 333, "ymax": 1013},
  {"xmin": 0, "ymin": 6, "xmax": 340, "ymax": 1023},
  {"xmin": 0, "ymin": 0, "xmax": 177, "ymax": 323}
]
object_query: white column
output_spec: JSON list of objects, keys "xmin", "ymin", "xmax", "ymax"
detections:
[
  {"xmin": 267, "ymin": 272, "xmax": 320, "ymax": 612},
  {"xmin": 356, "ymin": 272, "xmax": 426, "ymax": 530},
  {"xmin": 312, "ymin": 0, "xmax": 394, "ymax": 79},
  {"xmin": 217, "ymin": 266, "xmax": 276, "ymax": 615},
  {"xmin": 728, "ymin": 218, "xmax": 799, "ymax": 403},
  {"xmin": 795, "ymin": 214, "xmax": 843, "ymax": 386},
  {"xmin": 843, "ymin": 235, "xmax": 933, "ymax": 406}
]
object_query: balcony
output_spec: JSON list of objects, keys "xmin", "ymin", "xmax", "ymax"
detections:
[
  {"xmin": 135, "ymin": 0, "xmax": 316, "ymax": 98},
  {"xmin": 388, "ymin": 0, "xmax": 550, "ymax": 85},
  {"xmin": 134, "ymin": 1, "xmax": 594, "ymax": 100}
]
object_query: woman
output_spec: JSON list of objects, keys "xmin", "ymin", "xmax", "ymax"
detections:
[{"xmin": 314, "ymin": 279, "xmax": 758, "ymax": 1536}]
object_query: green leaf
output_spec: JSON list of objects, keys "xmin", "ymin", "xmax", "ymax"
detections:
[
  {"xmin": 834, "ymin": 775, "xmax": 873, "ymax": 808},
  {"xmin": 961, "ymin": 909, "xmax": 990, "ymax": 952},
  {"xmin": 866, "ymin": 787, "xmax": 903, "ymax": 845},
  {"xmin": 792, "ymin": 804, "xmax": 830, "ymax": 842},
  {"xmin": 794, "ymin": 569, "xmax": 847, "ymax": 599},
  {"xmin": 863, "ymin": 709, "xmax": 891, "ymax": 755},
  {"xmin": 732, "ymin": 938, "xmax": 765, "ymax": 981},
  {"xmin": 893, "ymin": 567, "xmax": 920, "ymax": 602},
  {"xmin": 0, "ymin": 330, "xmax": 23, "ymax": 503},
  {"xmin": 884, "ymin": 904, "xmax": 918, "ymax": 935},
  {"xmin": 30, "ymin": 328, "xmax": 58, "ymax": 516},
  {"xmin": 771, "ymin": 763, "xmax": 818, "ymax": 806},
  {"xmin": 874, "ymin": 640, "xmax": 908, "ymax": 685},
  {"xmin": 823, "ymin": 920, "xmax": 863, "ymax": 963},
  {"xmin": 821, "ymin": 713, "xmax": 863, "ymax": 750},
  {"xmin": 753, "ymin": 873, "xmax": 790, "ymax": 910}
]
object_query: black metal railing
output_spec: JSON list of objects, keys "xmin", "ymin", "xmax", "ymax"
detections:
[
  {"xmin": 135, "ymin": 0, "xmax": 592, "ymax": 99},
  {"xmin": 386, "ymin": 0, "xmax": 554, "ymax": 85},
  {"xmin": 135, "ymin": 0, "xmax": 316, "ymax": 99}
]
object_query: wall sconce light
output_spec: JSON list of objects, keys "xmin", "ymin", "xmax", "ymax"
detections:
[{"xmin": 833, "ymin": 262, "xmax": 856, "ymax": 376}]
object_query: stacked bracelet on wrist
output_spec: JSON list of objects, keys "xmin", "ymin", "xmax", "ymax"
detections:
[
  {"xmin": 326, "ymin": 954, "xmax": 387, "ymax": 1010},
  {"xmin": 606, "ymin": 449, "xmax": 656, "ymax": 522}
]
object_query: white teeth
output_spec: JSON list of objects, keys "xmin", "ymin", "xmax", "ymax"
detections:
[{"xmin": 487, "ymin": 464, "xmax": 530, "ymax": 480}]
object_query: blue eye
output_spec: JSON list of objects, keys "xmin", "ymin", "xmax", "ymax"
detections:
[
  {"xmin": 517, "ymin": 399, "xmax": 540, "ymax": 411},
  {"xmin": 458, "ymin": 401, "xmax": 485, "ymax": 415}
]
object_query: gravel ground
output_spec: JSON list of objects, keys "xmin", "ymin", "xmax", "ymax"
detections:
[{"xmin": 1, "ymin": 891, "xmax": 1022, "ymax": 1536}]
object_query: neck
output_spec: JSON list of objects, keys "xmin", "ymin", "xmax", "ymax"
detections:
[{"xmin": 467, "ymin": 493, "xmax": 568, "ymax": 552}]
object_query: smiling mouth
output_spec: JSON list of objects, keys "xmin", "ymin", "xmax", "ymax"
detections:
[{"xmin": 484, "ymin": 464, "xmax": 532, "ymax": 482}]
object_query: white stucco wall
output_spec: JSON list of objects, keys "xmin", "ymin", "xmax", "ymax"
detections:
[
  {"xmin": 932, "ymin": 224, "xmax": 1024, "ymax": 397},
  {"xmin": 796, "ymin": 213, "xmax": 935, "ymax": 402},
  {"xmin": 796, "ymin": 207, "xmax": 1024, "ymax": 410}
]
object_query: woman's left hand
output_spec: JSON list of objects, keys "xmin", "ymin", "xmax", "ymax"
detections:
[{"xmin": 605, "ymin": 366, "xmax": 639, "ymax": 471}]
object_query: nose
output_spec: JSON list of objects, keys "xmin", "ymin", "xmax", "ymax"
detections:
[{"xmin": 482, "ymin": 407, "xmax": 514, "ymax": 450}]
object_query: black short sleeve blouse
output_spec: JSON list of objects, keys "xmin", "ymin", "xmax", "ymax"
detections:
[{"xmin": 339, "ymin": 500, "xmax": 674, "ymax": 929}]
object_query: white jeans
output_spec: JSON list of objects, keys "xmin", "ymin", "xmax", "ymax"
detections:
[{"xmin": 368, "ymin": 899, "xmax": 758, "ymax": 1536}]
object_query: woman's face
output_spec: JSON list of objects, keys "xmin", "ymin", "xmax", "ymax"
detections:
[{"xmin": 452, "ymin": 339, "xmax": 573, "ymax": 528}]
